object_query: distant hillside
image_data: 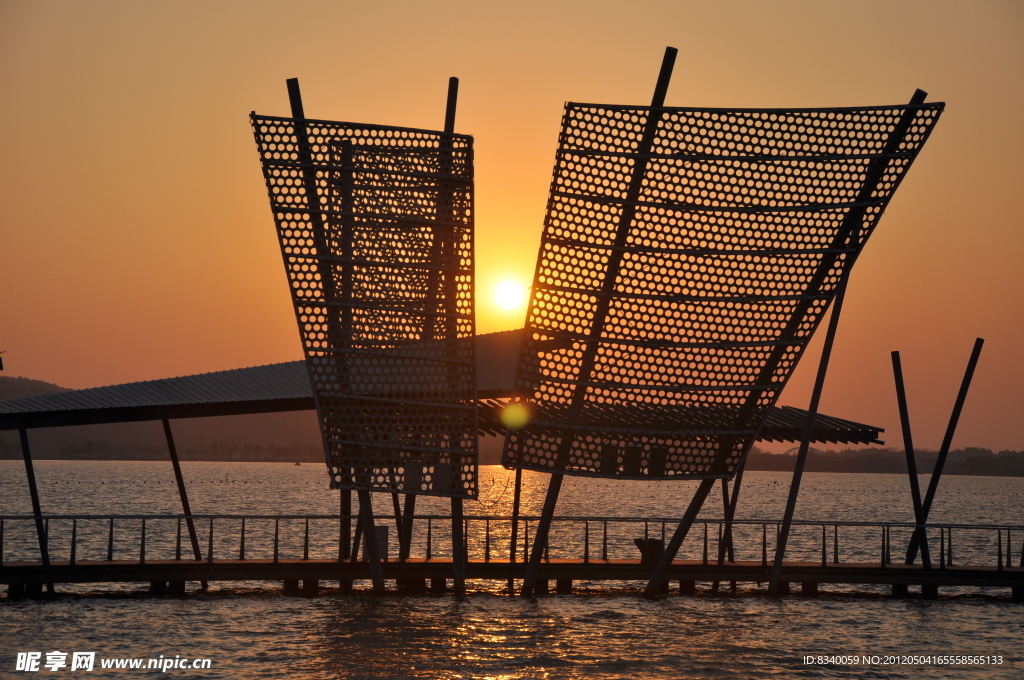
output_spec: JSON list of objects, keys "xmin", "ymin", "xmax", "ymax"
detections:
[
  {"xmin": 746, "ymin": 446, "xmax": 1024, "ymax": 477},
  {"xmin": 0, "ymin": 376, "xmax": 70, "ymax": 401}
]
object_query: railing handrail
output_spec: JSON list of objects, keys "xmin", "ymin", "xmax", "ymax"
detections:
[{"xmin": 1, "ymin": 513, "xmax": 1022, "ymax": 531}]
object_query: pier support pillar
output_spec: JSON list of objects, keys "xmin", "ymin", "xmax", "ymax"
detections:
[
  {"xmin": 430, "ymin": 578, "xmax": 448, "ymax": 594},
  {"xmin": 535, "ymin": 579, "xmax": 550, "ymax": 595},
  {"xmin": 301, "ymin": 580, "xmax": 319, "ymax": 597},
  {"xmin": 7, "ymin": 583, "xmax": 26, "ymax": 600},
  {"xmin": 149, "ymin": 581, "xmax": 168, "ymax": 595},
  {"xmin": 921, "ymin": 584, "xmax": 938, "ymax": 599},
  {"xmin": 556, "ymin": 579, "xmax": 572, "ymax": 594},
  {"xmin": 1012, "ymin": 586, "xmax": 1024, "ymax": 602},
  {"xmin": 679, "ymin": 580, "xmax": 696, "ymax": 596},
  {"xmin": 800, "ymin": 582, "xmax": 818, "ymax": 597},
  {"xmin": 168, "ymin": 581, "xmax": 186, "ymax": 596},
  {"xmin": 775, "ymin": 581, "xmax": 790, "ymax": 596},
  {"xmin": 892, "ymin": 584, "xmax": 909, "ymax": 598},
  {"xmin": 283, "ymin": 579, "xmax": 300, "ymax": 596},
  {"xmin": 338, "ymin": 579, "xmax": 353, "ymax": 595}
]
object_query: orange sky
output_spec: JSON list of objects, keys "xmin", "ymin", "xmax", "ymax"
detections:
[{"xmin": 1, "ymin": 0, "xmax": 1022, "ymax": 451}]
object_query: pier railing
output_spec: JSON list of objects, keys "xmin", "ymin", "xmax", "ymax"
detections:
[{"xmin": 1, "ymin": 514, "xmax": 1022, "ymax": 572}]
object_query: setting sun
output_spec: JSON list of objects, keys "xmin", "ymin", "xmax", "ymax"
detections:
[{"xmin": 493, "ymin": 280, "xmax": 526, "ymax": 310}]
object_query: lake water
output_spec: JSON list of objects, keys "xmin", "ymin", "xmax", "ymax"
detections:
[{"xmin": 2, "ymin": 461, "xmax": 1022, "ymax": 678}]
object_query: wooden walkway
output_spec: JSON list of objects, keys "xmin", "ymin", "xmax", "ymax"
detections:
[{"xmin": 4, "ymin": 558, "xmax": 1024, "ymax": 598}]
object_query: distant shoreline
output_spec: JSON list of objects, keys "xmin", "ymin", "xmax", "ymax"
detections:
[{"xmin": 3, "ymin": 446, "xmax": 1024, "ymax": 477}]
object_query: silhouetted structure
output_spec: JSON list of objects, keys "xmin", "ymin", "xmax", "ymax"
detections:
[
  {"xmin": 503, "ymin": 47, "xmax": 944, "ymax": 595},
  {"xmin": 250, "ymin": 86, "xmax": 477, "ymax": 500}
]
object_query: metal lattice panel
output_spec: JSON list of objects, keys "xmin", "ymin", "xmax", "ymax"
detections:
[
  {"xmin": 252, "ymin": 114, "xmax": 478, "ymax": 498},
  {"xmin": 503, "ymin": 100, "xmax": 943, "ymax": 480}
]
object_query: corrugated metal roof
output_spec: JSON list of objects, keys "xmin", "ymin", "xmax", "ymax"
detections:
[
  {"xmin": 0, "ymin": 331, "xmax": 522, "ymax": 430},
  {"xmin": 0, "ymin": 361, "xmax": 310, "ymax": 416},
  {"xmin": 475, "ymin": 399, "xmax": 882, "ymax": 445},
  {"xmin": 0, "ymin": 327, "xmax": 882, "ymax": 444}
]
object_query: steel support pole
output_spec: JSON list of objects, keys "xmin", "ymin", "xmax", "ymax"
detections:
[
  {"xmin": 768, "ymin": 277, "xmax": 849, "ymax": 596},
  {"xmin": 906, "ymin": 338, "xmax": 984, "ymax": 564},
  {"xmin": 718, "ymin": 479, "xmax": 735, "ymax": 561},
  {"xmin": 711, "ymin": 479, "xmax": 728, "ymax": 592},
  {"xmin": 521, "ymin": 472, "xmax": 563, "ymax": 596},
  {"xmin": 891, "ymin": 352, "xmax": 931, "ymax": 568},
  {"xmin": 508, "ymin": 467, "xmax": 523, "ymax": 594},
  {"xmin": 391, "ymin": 492, "xmax": 405, "ymax": 550},
  {"xmin": 451, "ymin": 496, "xmax": 466, "ymax": 596},
  {"xmin": 724, "ymin": 466, "xmax": 745, "ymax": 560},
  {"xmin": 358, "ymin": 490, "xmax": 386, "ymax": 594},
  {"xmin": 400, "ymin": 494, "xmax": 416, "ymax": 561},
  {"xmin": 163, "ymin": 420, "xmax": 203, "ymax": 562},
  {"xmin": 518, "ymin": 51, "xmax": 676, "ymax": 598},
  {"xmin": 763, "ymin": 88, "xmax": 929, "ymax": 595},
  {"xmin": 19, "ymin": 428, "xmax": 53, "ymax": 596},
  {"xmin": 644, "ymin": 478, "xmax": 716, "ymax": 598},
  {"xmin": 163, "ymin": 419, "xmax": 206, "ymax": 591}
]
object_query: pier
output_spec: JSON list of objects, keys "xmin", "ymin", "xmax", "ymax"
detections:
[{"xmin": 4, "ymin": 513, "xmax": 1023, "ymax": 599}]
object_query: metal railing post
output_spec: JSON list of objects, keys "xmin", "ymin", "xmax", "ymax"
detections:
[
  {"xmin": 703, "ymin": 523, "xmax": 709, "ymax": 565},
  {"xmin": 821, "ymin": 525, "xmax": 827, "ymax": 567},
  {"xmin": 426, "ymin": 518, "xmax": 432, "ymax": 560},
  {"xmin": 273, "ymin": 519, "xmax": 279, "ymax": 564},
  {"xmin": 303, "ymin": 518, "xmax": 310, "ymax": 560},
  {"xmin": 140, "ymin": 518, "xmax": 146, "ymax": 565},
  {"xmin": 762, "ymin": 524, "xmax": 767, "ymax": 567}
]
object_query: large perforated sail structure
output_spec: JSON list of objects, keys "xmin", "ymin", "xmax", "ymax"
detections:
[
  {"xmin": 503, "ymin": 99, "xmax": 943, "ymax": 481},
  {"xmin": 252, "ymin": 114, "xmax": 478, "ymax": 498}
]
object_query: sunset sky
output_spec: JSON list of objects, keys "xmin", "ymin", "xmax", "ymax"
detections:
[{"xmin": 1, "ymin": 1, "xmax": 1022, "ymax": 451}]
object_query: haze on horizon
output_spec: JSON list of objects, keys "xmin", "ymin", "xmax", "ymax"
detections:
[{"xmin": 1, "ymin": 0, "xmax": 1022, "ymax": 452}]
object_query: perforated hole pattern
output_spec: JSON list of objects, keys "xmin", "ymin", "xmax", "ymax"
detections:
[
  {"xmin": 252, "ymin": 114, "xmax": 478, "ymax": 498},
  {"xmin": 503, "ymin": 101, "xmax": 943, "ymax": 480}
]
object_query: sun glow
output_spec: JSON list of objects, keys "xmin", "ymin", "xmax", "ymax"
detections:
[{"xmin": 494, "ymin": 280, "xmax": 526, "ymax": 310}]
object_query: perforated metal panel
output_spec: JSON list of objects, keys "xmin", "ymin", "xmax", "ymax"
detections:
[
  {"xmin": 503, "ymin": 101, "xmax": 943, "ymax": 480},
  {"xmin": 252, "ymin": 114, "xmax": 478, "ymax": 498}
]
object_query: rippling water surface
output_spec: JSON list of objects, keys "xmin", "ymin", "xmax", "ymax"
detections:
[{"xmin": 2, "ymin": 461, "xmax": 1022, "ymax": 678}]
